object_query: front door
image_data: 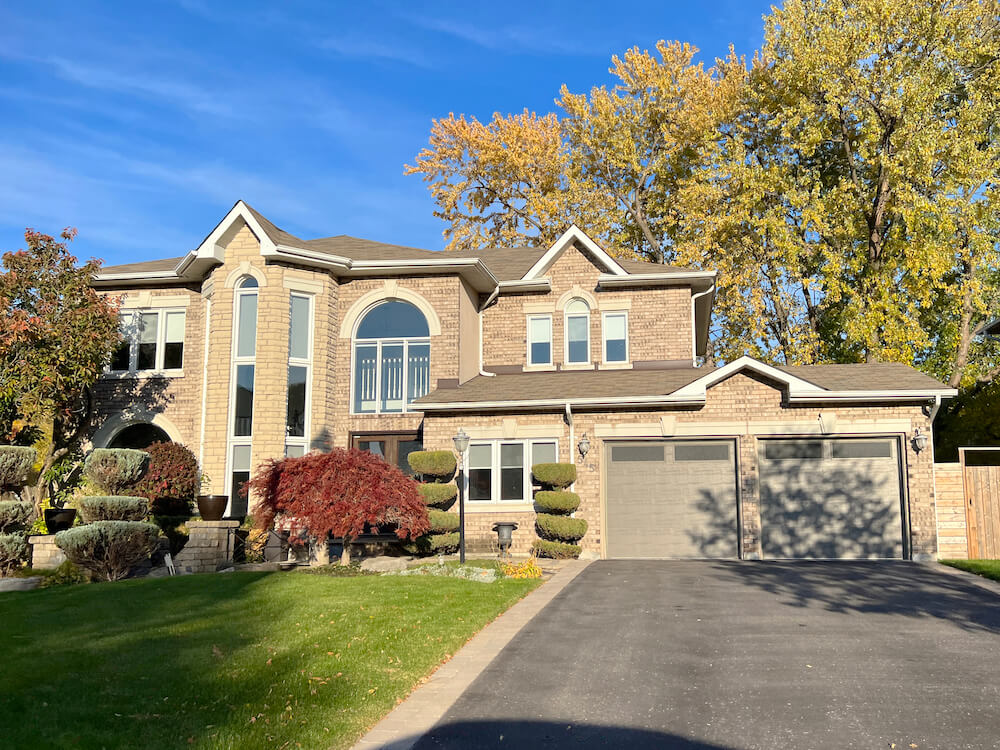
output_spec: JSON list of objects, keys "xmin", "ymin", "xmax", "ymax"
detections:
[{"xmin": 351, "ymin": 432, "xmax": 423, "ymax": 475}]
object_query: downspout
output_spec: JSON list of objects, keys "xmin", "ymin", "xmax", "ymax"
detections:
[
  {"xmin": 690, "ymin": 284, "xmax": 716, "ymax": 367},
  {"xmin": 198, "ymin": 295, "xmax": 212, "ymax": 473},
  {"xmin": 565, "ymin": 402, "xmax": 574, "ymax": 466},
  {"xmin": 478, "ymin": 286, "xmax": 500, "ymax": 377}
]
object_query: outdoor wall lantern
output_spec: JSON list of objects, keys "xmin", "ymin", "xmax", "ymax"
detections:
[
  {"xmin": 577, "ymin": 432, "xmax": 591, "ymax": 460},
  {"xmin": 492, "ymin": 522, "xmax": 518, "ymax": 558},
  {"xmin": 911, "ymin": 428, "xmax": 928, "ymax": 454},
  {"xmin": 453, "ymin": 428, "xmax": 470, "ymax": 563}
]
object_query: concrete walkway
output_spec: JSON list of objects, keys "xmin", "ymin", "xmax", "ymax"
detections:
[{"xmin": 350, "ymin": 559, "xmax": 592, "ymax": 750}]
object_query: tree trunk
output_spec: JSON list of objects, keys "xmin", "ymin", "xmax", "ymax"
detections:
[
  {"xmin": 340, "ymin": 539, "xmax": 352, "ymax": 566},
  {"xmin": 949, "ymin": 251, "xmax": 975, "ymax": 389}
]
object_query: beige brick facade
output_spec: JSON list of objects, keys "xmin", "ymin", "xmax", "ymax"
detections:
[{"xmin": 89, "ymin": 216, "xmax": 945, "ymax": 560}]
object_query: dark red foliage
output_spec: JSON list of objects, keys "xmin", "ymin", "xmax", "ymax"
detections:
[
  {"xmin": 246, "ymin": 448, "xmax": 430, "ymax": 543},
  {"xmin": 131, "ymin": 442, "xmax": 199, "ymax": 515}
]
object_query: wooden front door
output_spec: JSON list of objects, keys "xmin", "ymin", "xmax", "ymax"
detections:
[
  {"xmin": 961, "ymin": 448, "xmax": 1000, "ymax": 558},
  {"xmin": 351, "ymin": 432, "xmax": 423, "ymax": 476}
]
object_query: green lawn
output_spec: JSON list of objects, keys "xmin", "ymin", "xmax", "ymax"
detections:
[
  {"xmin": 0, "ymin": 569, "xmax": 540, "ymax": 749},
  {"xmin": 941, "ymin": 559, "xmax": 1000, "ymax": 582}
]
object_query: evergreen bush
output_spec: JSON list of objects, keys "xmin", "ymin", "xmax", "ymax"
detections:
[
  {"xmin": 0, "ymin": 446, "xmax": 36, "ymax": 491},
  {"xmin": 531, "ymin": 463, "xmax": 576, "ymax": 489},
  {"xmin": 0, "ymin": 533, "xmax": 29, "ymax": 575},
  {"xmin": 418, "ymin": 482, "xmax": 458, "ymax": 508},
  {"xmin": 54, "ymin": 521, "xmax": 160, "ymax": 581},
  {"xmin": 532, "ymin": 539, "xmax": 582, "ymax": 559},
  {"xmin": 77, "ymin": 496, "xmax": 149, "ymax": 523},
  {"xmin": 0, "ymin": 500, "xmax": 33, "ymax": 533},
  {"xmin": 407, "ymin": 450, "xmax": 457, "ymax": 480},
  {"xmin": 83, "ymin": 449, "xmax": 149, "ymax": 495},
  {"xmin": 428, "ymin": 509, "xmax": 460, "ymax": 533},
  {"xmin": 535, "ymin": 513, "xmax": 588, "ymax": 542},
  {"xmin": 534, "ymin": 490, "xmax": 580, "ymax": 514}
]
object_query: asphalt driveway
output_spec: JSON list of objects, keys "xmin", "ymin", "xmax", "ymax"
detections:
[{"xmin": 412, "ymin": 561, "xmax": 1000, "ymax": 750}]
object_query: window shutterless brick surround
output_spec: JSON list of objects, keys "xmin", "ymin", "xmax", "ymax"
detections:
[{"xmin": 89, "ymin": 214, "xmax": 947, "ymax": 560}]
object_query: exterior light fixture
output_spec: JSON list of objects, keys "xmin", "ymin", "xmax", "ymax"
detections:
[
  {"xmin": 577, "ymin": 432, "xmax": 591, "ymax": 460},
  {"xmin": 911, "ymin": 428, "xmax": 928, "ymax": 454},
  {"xmin": 452, "ymin": 428, "xmax": 470, "ymax": 563}
]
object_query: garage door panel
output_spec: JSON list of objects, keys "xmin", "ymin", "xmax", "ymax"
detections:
[
  {"xmin": 606, "ymin": 440, "xmax": 738, "ymax": 559},
  {"xmin": 759, "ymin": 438, "xmax": 904, "ymax": 559}
]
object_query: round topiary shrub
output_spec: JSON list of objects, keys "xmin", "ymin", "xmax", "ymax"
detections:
[
  {"xmin": 532, "ymin": 463, "xmax": 576, "ymax": 489},
  {"xmin": 418, "ymin": 482, "xmax": 458, "ymax": 509},
  {"xmin": 408, "ymin": 451, "xmax": 457, "ymax": 480},
  {"xmin": 0, "ymin": 533, "xmax": 29, "ymax": 575},
  {"xmin": 84, "ymin": 449, "xmax": 149, "ymax": 495},
  {"xmin": 535, "ymin": 513, "xmax": 588, "ymax": 542},
  {"xmin": 534, "ymin": 490, "xmax": 580, "ymax": 514},
  {"xmin": 0, "ymin": 500, "xmax": 33, "ymax": 533},
  {"xmin": 55, "ymin": 521, "xmax": 161, "ymax": 581},
  {"xmin": 428, "ymin": 509, "xmax": 460, "ymax": 534},
  {"xmin": 130, "ymin": 442, "xmax": 198, "ymax": 516},
  {"xmin": 532, "ymin": 538, "xmax": 581, "ymax": 559},
  {"xmin": 0, "ymin": 446, "xmax": 36, "ymax": 492},
  {"xmin": 77, "ymin": 496, "xmax": 149, "ymax": 523}
]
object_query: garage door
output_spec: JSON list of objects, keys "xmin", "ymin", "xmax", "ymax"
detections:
[
  {"xmin": 758, "ymin": 437, "xmax": 905, "ymax": 559},
  {"xmin": 605, "ymin": 440, "xmax": 738, "ymax": 559}
]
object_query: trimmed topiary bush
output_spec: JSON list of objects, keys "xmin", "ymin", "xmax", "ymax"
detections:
[
  {"xmin": 428, "ymin": 509, "xmax": 460, "ymax": 533},
  {"xmin": 83, "ymin": 449, "xmax": 149, "ymax": 495},
  {"xmin": 0, "ymin": 446, "xmax": 36, "ymax": 491},
  {"xmin": 0, "ymin": 533, "xmax": 29, "ymax": 575},
  {"xmin": 535, "ymin": 513, "xmax": 588, "ymax": 542},
  {"xmin": 532, "ymin": 463, "xmax": 576, "ymax": 489},
  {"xmin": 532, "ymin": 539, "xmax": 582, "ymax": 559},
  {"xmin": 534, "ymin": 490, "xmax": 580, "ymax": 514},
  {"xmin": 405, "ymin": 531, "xmax": 460, "ymax": 554},
  {"xmin": 55, "ymin": 521, "xmax": 160, "ymax": 581},
  {"xmin": 418, "ymin": 482, "xmax": 458, "ymax": 508},
  {"xmin": 77, "ymin": 496, "xmax": 149, "ymax": 523},
  {"xmin": 0, "ymin": 500, "xmax": 33, "ymax": 533},
  {"xmin": 408, "ymin": 450, "xmax": 457, "ymax": 480},
  {"xmin": 131, "ymin": 442, "xmax": 198, "ymax": 516}
]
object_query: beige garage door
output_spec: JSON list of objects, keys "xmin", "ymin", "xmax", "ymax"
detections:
[
  {"xmin": 605, "ymin": 440, "xmax": 739, "ymax": 559},
  {"xmin": 758, "ymin": 437, "xmax": 905, "ymax": 559}
]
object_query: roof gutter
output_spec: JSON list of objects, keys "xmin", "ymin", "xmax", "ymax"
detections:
[
  {"xmin": 787, "ymin": 388, "xmax": 958, "ymax": 403},
  {"xmin": 498, "ymin": 278, "xmax": 552, "ymax": 293},
  {"xmin": 597, "ymin": 271, "xmax": 717, "ymax": 289}
]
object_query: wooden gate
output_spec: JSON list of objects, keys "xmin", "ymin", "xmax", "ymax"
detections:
[{"xmin": 960, "ymin": 448, "xmax": 1000, "ymax": 559}]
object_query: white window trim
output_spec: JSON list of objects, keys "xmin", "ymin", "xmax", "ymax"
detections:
[
  {"xmin": 526, "ymin": 313, "xmax": 553, "ymax": 367},
  {"xmin": 465, "ymin": 438, "xmax": 559, "ymax": 505},
  {"xmin": 225, "ymin": 281, "xmax": 258, "ymax": 507},
  {"xmin": 601, "ymin": 310, "xmax": 630, "ymax": 365},
  {"xmin": 285, "ymin": 292, "xmax": 314, "ymax": 456},
  {"xmin": 107, "ymin": 308, "xmax": 186, "ymax": 376},
  {"xmin": 564, "ymin": 301, "xmax": 591, "ymax": 366},
  {"xmin": 350, "ymin": 337, "xmax": 432, "ymax": 415}
]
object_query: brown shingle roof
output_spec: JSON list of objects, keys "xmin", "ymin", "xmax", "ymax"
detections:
[
  {"xmin": 100, "ymin": 256, "xmax": 185, "ymax": 274},
  {"xmin": 416, "ymin": 362, "xmax": 950, "ymax": 407}
]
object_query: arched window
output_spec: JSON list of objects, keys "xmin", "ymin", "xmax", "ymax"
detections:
[
  {"xmin": 564, "ymin": 298, "xmax": 590, "ymax": 364},
  {"xmin": 353, "ymin": 300, "xmax": 430, "ymax": 413}
]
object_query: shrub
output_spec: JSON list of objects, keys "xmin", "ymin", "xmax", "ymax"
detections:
[
  {"xmin": 535, "ymin": 513, "xmax": 588, "ymax": 542},
  {"xmin": 403, "ymin": 531, "xmax": 460, "ymax": 555},
  {"xmin": 83, "ymin": 449, "xmax": 149, "ymax": 495},
  {"xmin": 418, "ymin": 482, "xmax": 458, "ymax": 508},
  {"xmin": 501, "ymin": 557, "xmax": 543, "ymax": 579},
  {"xmin": 130, "ymin": 442, "xmax": 198, "ymax": 515},
  {"xmin": 0, "ymin": 500, "xmax": 32, "ymax": 533},
  {"xmin": 246, "ymin": 448, "xmax": 430, "ymax": 564},
  {"xmin": 55, "ymin": 521, "xmax": 160, "ymax": 581},
  {"xmin": 532, "ymin": 463, "xmax": 576, "ymax": 489},
  {"xmin": 428, "ymin": 509, "xmax": 460, "ymax": 533},
  {"xmin": 534, "ymin": 490, "xmax": 580, "ymax": 514},
  {"xmin": 39, "ymin": 560, "xmax": 89, "ymax": 588},
  {"xmin": 0, "ymin": 446, "xmax": 36, "ymax": 490},
  {"xmin": 408, "ymin": 450, "xmax": 457, "ymax": 479},
  {"xmin": 532, "ymin": 539, "xmax": 581, "ymax": 559},
  {"xmin": 77, "ymin": 496, "xmax": 149, "ymax": 523},
  {"xmin": 0, "ymin": 532, "xmax": 28, "ymax": 575}
]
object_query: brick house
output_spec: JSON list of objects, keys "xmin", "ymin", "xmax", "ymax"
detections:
[{"xmin": 90, "ymin": 201, "xmax": 956, "ymax": 560}]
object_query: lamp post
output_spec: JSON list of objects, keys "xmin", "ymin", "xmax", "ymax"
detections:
[{"xmin": 453, "ymin": 428, "xmax": 470, "ymax": 563}]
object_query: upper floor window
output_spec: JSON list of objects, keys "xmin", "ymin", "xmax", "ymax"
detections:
[
  {"xmin": 286, "ymin": 293, "xmax": 313, "ymax": 457},
  {"xmin": 603, "ymin": 311, "xmax": 629, "ymax": 363},
  {"xmin": 109, "ymin": 309, "xmax": 186, "ymax": 374},
  {"xmin": 527, "ymin": 314, "xmax": 552, "ymax": 366},
  {"xmin": 564, "ymin": 299, "xmax": 590, "ymax": 364},
  {"xmin": 352, "ymin": 300, "xmax": 430, "ymax": 414}
]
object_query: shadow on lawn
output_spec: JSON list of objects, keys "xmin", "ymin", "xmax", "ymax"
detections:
[
  {"xmin": 705, "ymin": 560, "xmax": 1000, "ymax": 634},
  {"xmin": 409, "ymin": 719, "xmax": 733, "ymax": 749}
]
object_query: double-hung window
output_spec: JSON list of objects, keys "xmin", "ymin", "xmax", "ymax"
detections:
[
  {"xmin": 602, "ymin": 311, "xmax": 629, "ymax": 364},
  {"xmin": 109, "ymin": 309, "xmax": 186, "ymax": 374},
  {"xmin": 527, "ymin": 314, "xmax": 552, "ymax": 366},
  {"xmin": 467, "ymin": 439, "xmax": 558, "ymax": 504},
  {"xmin": 564, "ymin": 299, "xmax": 590, "ymax": 364},
  {"xmin": 285, "ymin": 293, "xmax": 313, "ymax": 458}
]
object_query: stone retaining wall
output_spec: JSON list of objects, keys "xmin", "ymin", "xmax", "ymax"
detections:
[{"xmin": 172, "ymin": 520, "xmax": 238, "ymax": 574}]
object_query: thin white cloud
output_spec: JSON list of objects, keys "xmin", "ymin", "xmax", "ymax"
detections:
[
  {"xmin": 319, "ymin": 36, "xmax": 433, "ymax": 68},
  {"xmin": 406, "ymin": 16, "xmax": 589, "ymax": 56}
]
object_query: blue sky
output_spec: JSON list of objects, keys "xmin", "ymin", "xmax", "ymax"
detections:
[{"xmin": 0, "ymin": 0, "xmax": 771, "ymax": 266}]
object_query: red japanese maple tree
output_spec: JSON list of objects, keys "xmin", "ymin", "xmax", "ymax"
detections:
[{"xmin": 246, "ymin": 448, "xmax": 430, "ymax": 564}]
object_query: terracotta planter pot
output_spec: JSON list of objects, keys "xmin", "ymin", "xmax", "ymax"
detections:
[
  {"xmin": 196, "ymin": 495, "xmax": 228, "ymax": 521},
  {"xmin": 44, "ymin": 507, "xmax": 77, "ymax": 533}
]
